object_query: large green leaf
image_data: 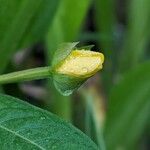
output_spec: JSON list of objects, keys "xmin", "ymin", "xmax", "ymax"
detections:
[
  {"xmin": 0, "ymin": 0, "xmax": 59, "ymax": 73},
  {"xmin": 104, "ymin": 61, "xmax": 150, "ymax": 150},
  {"xmin": 0, "ymin": 94, "xmax": 98, "ymax": 149}
]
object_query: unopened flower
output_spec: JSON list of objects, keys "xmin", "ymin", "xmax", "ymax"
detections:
[
  {"xmin": 56, "ymin": 50, "xmax": 104, "ymax": 78},
  {"xmin": 52, "ymin": 42, "xmax": 104, "ymax": 96}
]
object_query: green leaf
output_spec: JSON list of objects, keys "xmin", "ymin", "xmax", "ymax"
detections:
[
  {"xmin": 0, "ymin": 94, "xmax": 98, "ymax": 149},
  {"xmin": 19, "ymin": 0, "xmax": 59, "ymax": 48},
  {"xmin": 0, "ymin": 0, "xmax": 59, "ymax": 73},
  {"xmin": 104, "ymin": 61, "xmax": 150, "ymax": 150},
  {"xmin": 51, "ymin": 42, "xmax": 79, "ymax": 67}
]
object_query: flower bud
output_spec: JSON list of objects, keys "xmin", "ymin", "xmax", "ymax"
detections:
[
  {"xmin": 56, "ymin": 50, "xmax": 104, "ymax": 78},
  {"xmin": 51, "ymin": 42, "xmax": 104, "ymax": 96}
]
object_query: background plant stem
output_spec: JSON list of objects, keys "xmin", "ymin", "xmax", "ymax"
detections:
[
  {"xmin": 95, "ymin": 0, "xmax": 116, "ymax": 94},
  {"xmin": 81, "ymin": 88, "xmax": 106, "ymax": 150},
  {"xmin": 119, "ymin": 0, "xmax": 150, "ymax": 74}
]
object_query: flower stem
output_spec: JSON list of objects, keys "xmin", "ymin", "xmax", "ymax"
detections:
[{"xmin": 0, "ymin": 66, "xmax": 52, "ymax": 84}]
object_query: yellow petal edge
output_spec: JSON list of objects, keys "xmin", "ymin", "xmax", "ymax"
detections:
[{"xmin": 56, "ymin": 50, "xmax": 104, "ymax": 78}]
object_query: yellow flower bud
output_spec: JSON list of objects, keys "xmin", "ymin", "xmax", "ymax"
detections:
[{"xmin": 56, "ymin": 50, "xmax": 104, "ymax": 78}]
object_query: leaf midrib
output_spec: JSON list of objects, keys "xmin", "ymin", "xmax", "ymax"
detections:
[{"xmin": 0, "ymin": 124, "xmax": 45, "ymax": 150}]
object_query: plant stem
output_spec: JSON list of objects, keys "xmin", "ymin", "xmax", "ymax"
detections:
[
  {"xmin": 0, "ymin": 66, "xmax": 52, "ymax": 84},
  {"xmin": 95, "ymin": 0, "xmax": 116, "ymax": 94},
  {"xmin": 81, "ymin": 89, "xmax": 106, "ymax": 150}
]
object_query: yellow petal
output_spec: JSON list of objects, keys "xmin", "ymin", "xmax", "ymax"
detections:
[{"xmin": 56, "ymin": 50, "xmax": 104, "ymax": 78}]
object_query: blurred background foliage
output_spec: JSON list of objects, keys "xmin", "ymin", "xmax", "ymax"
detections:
[{"xmin": 0, "ymin": 0, "xmax": 150, "ymax": 149}]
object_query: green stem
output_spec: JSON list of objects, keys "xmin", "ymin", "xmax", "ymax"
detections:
[
  {"xmin": 81, "ymin": 89, "xmax": 106, "ymax": 150},
  {"xmin": 0, "ymin": 66, "xmax": 52, "ymax": 84},
  {"xmin": 87, "ymin": 94, "xmax": 106, "ymax": 150},
  {"xmin": 95, "ymin": 0, "xmax": 116, "ymax": 94}
]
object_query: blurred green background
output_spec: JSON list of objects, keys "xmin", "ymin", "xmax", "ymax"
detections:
[{"xmin": 0, "ymin": 0, "xmax": 149, "ymax": 149}]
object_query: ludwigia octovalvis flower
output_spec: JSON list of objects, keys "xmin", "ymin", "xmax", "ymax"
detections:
[{"xmin": 51, "ymin": 42, "xmax": 104, "ymax": 96}]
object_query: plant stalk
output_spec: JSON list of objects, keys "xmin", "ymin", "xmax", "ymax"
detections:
[{"xmin": 0, "ymin": 66, "xmax": 52, "ymax": 84}]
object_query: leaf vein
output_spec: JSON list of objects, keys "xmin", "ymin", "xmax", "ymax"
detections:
[{"xmin": 0, "ymin": 125, "xmax": 45, "ymax": 150}]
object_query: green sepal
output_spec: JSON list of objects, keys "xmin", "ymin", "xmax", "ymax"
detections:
[
  {"xmin": 76, "ymin": 44, "xmax": 95, "ymax": 50},
  {"xmin": 53, "ymin": 73, "xmax": 86, "ymax": 96},
  {"xmin": 51, "ymin": 42, "xmax": 79, "ymax": 68}
]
